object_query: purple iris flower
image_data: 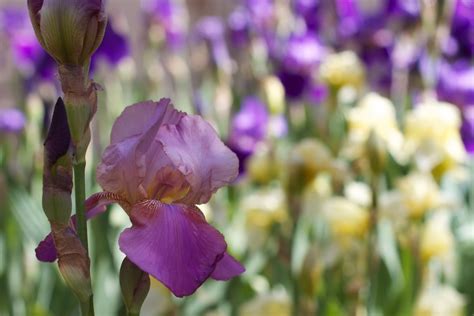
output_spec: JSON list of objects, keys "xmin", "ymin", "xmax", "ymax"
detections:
[
  {"xmin": 0, "ymin": 7, "xmax": 46, "ymax": 76},
  {"xmin": 195, "ymin": 17, "xmax": 232, "ymax": 71},
  {"xmin": 449, "ymin": 0, "xmax": 474, "ymax": 59},
  {"xmin": 142, "ymin": 0, "xmax": 185, "ymax": 49},
  {"xmin": 332, "ymin": 0, "xmax": 421, "ymax": 93},
  {"xmin": 462, "ymin": 106, "xmax": 474, "ymax": 155},
  {"xmin": 36, "ymin": 99, "xmax": 244, "ymax": 297},
  {"xmin": 293, "ymin": 0, "xmax": 321, "ymax": 31},
  {"xmin": 437, "ymin": 60, "xmax": 474, "ymax": 108},
  {"xmin": 228, "ymin": 7, "xmax": 251, "ymax": 48},
  {"xmin": 227, "ymin": 97, "xmax": 269, "ymax": 173},
  {"xmin": 0, "ymin": 108, "xmax": 26, "ymax": 133},
  {"xmin": 276, "ymin": 33, "xmax": 326, "ymax": 99},
  {"xmin": 90, "ymin": 22, "xmax": 129, "ymax": 71},
  {"xmin": 245, "ymin": 0, "xmax": 275, "ymax": 31},
  {"xmin": 336, "ymin": 0, "xmax": 420, "ymax": 38}
]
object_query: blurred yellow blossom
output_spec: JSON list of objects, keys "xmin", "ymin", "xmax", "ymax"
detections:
[
  {"xmin": 242, "ymin": 187, "xmax": 288, "ymax": 230},
  {"xmin": 319, "ymin": 51, "xmax": 365, "ymax": 88},
  {"xmin": 405, "ymin": 100, "xmax": 466, "ymax": 173},
  {"xmin": 247, "ymin": 148, "xmax": 277, "ymax": 184},
  {"xmin": 397, "ymin": 172, "xmax": 441, "ymax": 219},
  {"xmin": 420, "ymin": 212, "xmax": 454, "ymax": 262},
  {"xmin": 344, "ymin": 181, "xmax": 372, "ymax": 208},
  {"xmin": 263, "ymin": 75, "xmax": 285, "ymax": 114},
  {"xmin": 239, "ymin": 290, "xmax": 291, "ymax": 316},
  {"xmin": 320, "ymin": 197, "xmax": 369, "ymax": 239},
  {"xmin": 414, "ymin": 284, "xmax": 465, "ymax": 316},
  {"xmin": 344, "ymin": 93, "xmax": 404, "ymax": 162},
  {"xmin": 286, "ymin": 139, "xmax": 335, "ymax": 191}
]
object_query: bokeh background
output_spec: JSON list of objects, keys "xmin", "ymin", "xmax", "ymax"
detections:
[{"xmin": 0, "ymin": 0, "xmax": 473, "ymax": 315}]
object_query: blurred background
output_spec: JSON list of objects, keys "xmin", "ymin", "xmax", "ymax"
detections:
[{"xmin": 0, "ymin": 0, "xmax": 473, "ymax": 315}]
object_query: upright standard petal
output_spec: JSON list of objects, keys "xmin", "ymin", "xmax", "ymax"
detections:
[
  {"xmin": 119, "ymin": 201, "xmax": 228, "ymax": 297},
  {"xmin": 158, "ymin": 115, "xmax": 239, "ymax": 204},
  {"xmin": 109, "ymin": 99, "xmax": 182, "ymax": 145},
  {"xmin": 97, "ymin": 99, "xmax": 183, "ymax": 203}
]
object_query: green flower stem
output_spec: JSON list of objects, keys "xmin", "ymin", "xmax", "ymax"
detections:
[
  {"xmin": 74, "ymin": 161, "xmax": 88, "ymax": 251},
  {"xmin": 288, "ymin": 195, "xmax": 302, "ymax": 316},
  {"xmin": 75, "ymin": 161, "xmax": 95, "ymax": 316},
  {"xmin": 366, "ymin": 173, "xmax": 380, "ymax": 313}
]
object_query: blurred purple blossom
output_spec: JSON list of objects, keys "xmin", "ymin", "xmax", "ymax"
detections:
[
  {"xmin": 276, "ymin": 33, "xmax": 326, "ymax": 100},
  {"xmin": 449, "ymin": 0, "xmax": 474, "ymax": 59},
  {"xmin": 195, "ymin": 17, "xmax": 231, "ymax": 71},
  {"xmin": 228, "ymin": 7, "xmax": 251, "ymax": 48},
  {"xmin": 0, "ymin": 7, "xmax": 45, "ymax": 76},
  {"xmin": 245, "ymin": 0, "xmax": 275, "ymax": 31},
  {"xmin": 293, "ymin": 0, "xmax": 321, "ymax": 31},
  {"xmin": 228, "ymin": 97, "xmax": 269, "ymax": 173},
  {"xmin": 91, "ymin": 22, "xmax": 130, "ymax": 70},
  {"xmin": 437, "ymin": 60, "xmax": 474, "ymax": 108},
  {"xmin": 461, "ymin": 106, "xmax": 474, "ymax": 155},
  {"xmin": 142, "ymin": 0, "xmax": 185, "ymax": 49},
  {"xmin": 0, "ymin": 108, "xmax": 26, "ymax": 133}
]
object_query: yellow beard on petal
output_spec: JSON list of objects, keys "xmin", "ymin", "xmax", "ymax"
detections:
[{"xmin": 147, "ymin": 166, "xmax": 191, "ymax": 204}]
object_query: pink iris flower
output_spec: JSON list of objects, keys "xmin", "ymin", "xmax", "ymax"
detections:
[{"xmin": 36, "ymin": 99, "xmax": 244, "ymax": 297}]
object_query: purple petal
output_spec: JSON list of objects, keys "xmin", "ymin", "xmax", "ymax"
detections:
[
  {"xmin": 35, "ymin": 233, "xmax": 57, "ymax": 262},
  {"xmin": 0, "ymin": 108, "xmax": 26, "ymax": 133},
  {"xmin": 158, "ymin": 116, "xmax": 239, "ymax": 204},
  {"xmin": 211, "ymin": 252, "xmax": 245, "ymax": 280},
  {"xmin": 119, "ymin": 201, "xmax": 227, "ymax": 297}
]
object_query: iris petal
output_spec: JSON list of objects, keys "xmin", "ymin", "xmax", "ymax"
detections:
[{"xmin": 119, "ymin": 201, "xmax": 228, "ymax": 297}]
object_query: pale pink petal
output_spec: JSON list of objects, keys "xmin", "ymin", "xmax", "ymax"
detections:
[
  {"xmin": 118, "ymin": 201, "xmax": 227, "ymax": 297},
  {"xmin": 97, "ymin": 99, "xmax": 184, "ymax": 203},
  {"xmin": 110, "ymin": 99, "xmax": 182, "ymax": 144},
  {"xmin": 158, "ymin": 115, "xmax": 239, "ymax": 204}
]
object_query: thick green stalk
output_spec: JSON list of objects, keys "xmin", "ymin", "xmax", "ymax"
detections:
[
  {"xmin": 366, "ymin": 174, "xmax": 380, "ymax": 313},
  {"xmin": 74, "ymin": 162, "xmax": 88, "ymax": 251}
]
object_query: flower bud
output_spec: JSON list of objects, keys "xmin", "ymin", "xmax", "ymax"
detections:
[
  {"xmin": 27, "ymin": 0, "xmax": 107, "ymax": 66},
  {"xmin": 52, "ymin": 225, "xmax": 92, "ymax": 304},
  {"xmin": 120, "ymin": 257, "xmax": 151, "ymax": 315},
  {"xmin": 366, "ymin": 130, "xmax": 387, "ymax": 175},
  {"xmin": 43, "ymin": 98, "xmax": 72, "ymax": 226},
  {"xmin": 319, "ymin": 51, "xmax": 364, "ymax": 89}
]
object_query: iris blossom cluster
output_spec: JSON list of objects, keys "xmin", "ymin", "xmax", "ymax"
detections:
[{"xmin": 36, "ymin": 99, "xmax": 244, "ymax": 297}]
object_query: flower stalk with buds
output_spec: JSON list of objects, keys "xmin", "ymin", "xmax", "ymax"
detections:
[{"xmin": 28, "ymin": 1, "xmax": 107, "ymax": 314}]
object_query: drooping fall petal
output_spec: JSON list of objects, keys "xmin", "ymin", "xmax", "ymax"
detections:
[
  {"xmin": 118, "ymin": 201, "xmax": 229, "ymax": 297},
  {"xmin": 211, "ymin": 252, "xmax": 245, "ymax": 280}
]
